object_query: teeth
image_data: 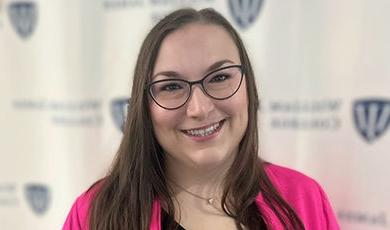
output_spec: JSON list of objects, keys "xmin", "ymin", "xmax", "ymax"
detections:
[{"xmin": 185, "ymin": 122, "xmax": 221, "ymax": 137}]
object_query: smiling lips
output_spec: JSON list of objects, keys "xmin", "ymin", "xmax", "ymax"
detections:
[{"xmin": 182, "ymin": 120, "xmax": 224, "ymax": 137}]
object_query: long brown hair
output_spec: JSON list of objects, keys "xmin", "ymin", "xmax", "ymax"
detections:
[{"xmin": 89, "ymin": 8, "xmax": 304, "ymax": 230}]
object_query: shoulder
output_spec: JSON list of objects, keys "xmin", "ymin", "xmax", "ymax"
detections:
[
  {"xmin": 263, "ymin": 163, "xmax": 325, "ymax": 212},
  {"xmin": 62, "ymin": 182, "xmax": 102, "ymax": 230},
  {"xmin": 264, "ymin": 163, "xmax": 320, "ymax": 194},
  {"xmin": 263, "ymin": 163, "xmax": 340, "ymax": 229}
]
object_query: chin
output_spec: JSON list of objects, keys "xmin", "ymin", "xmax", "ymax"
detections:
[{"xmin": 189, "ymin": 150, "xmax": 233, "ymax": 169}]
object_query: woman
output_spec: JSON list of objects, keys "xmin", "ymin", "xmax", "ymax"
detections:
[{"xmin": 63, "ymin": 8, "xmax": 339, "ymax": 230}]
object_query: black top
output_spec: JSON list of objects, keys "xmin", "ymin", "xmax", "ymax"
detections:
[{"xmin": 161, "ymin": 209, "xmax": 186, "ymax": 230}]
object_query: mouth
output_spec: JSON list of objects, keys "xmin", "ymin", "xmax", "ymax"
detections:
[{"xmin": 182, "ymin": 119, "xmax": 225, "ymax": 137}]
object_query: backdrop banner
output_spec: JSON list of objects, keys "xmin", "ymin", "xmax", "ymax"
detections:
[{"xmin": 1, "ymin": 0, "xmax": 389, "ymax": 229}]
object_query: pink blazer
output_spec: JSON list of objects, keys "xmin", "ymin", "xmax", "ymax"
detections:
[{"xmin": 63, "ymin": 164, "xmax": 340, "ymax": 229}]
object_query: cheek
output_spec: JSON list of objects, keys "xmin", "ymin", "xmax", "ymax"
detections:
[
  {"xmin": 150, "ymin": 104, "xmax": 166, "ymax": 132},
  {"xmin": 149, "ymin": 103, "xmax": 180, "ymax": 135},
  {"xmin": 231, "ymin": 83, "xmax": 249, "ymax": 128},
  {"xmin": 228, "ymin": 81, "xmax": 249, "ymax": 113}
]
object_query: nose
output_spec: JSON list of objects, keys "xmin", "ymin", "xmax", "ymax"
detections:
[{"xmin": 186, "ymin": 85, "xmax": 214, "ymax": 120}]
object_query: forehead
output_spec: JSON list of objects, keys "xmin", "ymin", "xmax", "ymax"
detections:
[{"xmin": 153, "ymin": 23, "xmax": 240, "ymax": 75}]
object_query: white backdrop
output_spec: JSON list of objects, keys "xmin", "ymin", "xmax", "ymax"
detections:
[{"xmin": 0, "ymin": 0, "xmax": 389, "ymax": 229}]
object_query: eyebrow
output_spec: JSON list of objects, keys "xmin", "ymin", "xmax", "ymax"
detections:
[{"xmin": 151, "ymin": 59, "xmax": 235, "ymax": 80}]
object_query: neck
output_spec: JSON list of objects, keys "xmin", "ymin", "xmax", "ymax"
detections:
[{"xmin": 165, "ymin": 154, "xmax": 234, "ymax": 202}]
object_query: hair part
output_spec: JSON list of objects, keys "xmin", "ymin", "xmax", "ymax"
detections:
[{"xmin": 89, "ymin": 8, "xmax": 304, "ymax": 230}]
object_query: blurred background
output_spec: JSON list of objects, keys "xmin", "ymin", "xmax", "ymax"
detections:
[{"xmin": 1, "ymin": 0, "xmax": 389, "ymax": 229}]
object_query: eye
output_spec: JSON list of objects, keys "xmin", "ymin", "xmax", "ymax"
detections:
[
  {"xmin": 159, "ymin": 82, "xmax": 183, "ymax": 92},
  {"xmin": 209, "ymin": 74, "xmax": 230, "ymax": 83}
]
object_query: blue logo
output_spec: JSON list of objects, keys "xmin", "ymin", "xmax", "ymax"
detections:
[
  {"xmin": 24, "ymin": 183, "xmax": 50, "ymax": 215},
  {"xmin": 353, "ymin": 99, "xmax": 390, "ymax": 143},
  {"xmin": 228, "ymin": 0, "xmax": 264, "ymax": 29},
  {"xmin": 111, "ymin": 98, "xmax": 129, "ymax": 132},
  {"xmin": 8, "ymin": 1, "xmax": 37, "ymax": 39}
]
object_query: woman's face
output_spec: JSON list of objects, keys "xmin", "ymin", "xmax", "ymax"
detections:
[{"xmin": 150, "ymin": 23, "xmax": 248, "ymax": 170}]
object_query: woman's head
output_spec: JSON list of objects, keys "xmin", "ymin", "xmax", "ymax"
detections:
[
  {"xmin": 129, "ymin": 8, "xmax": 259, "ymax": 172},
  {"xmin": 90, "ymin": 9, "xmax": 304, "ymax": 230}
]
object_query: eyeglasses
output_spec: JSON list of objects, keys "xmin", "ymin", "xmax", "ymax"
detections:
[{"xmin": 146, "ymin": 65, "xmax": 244, "ymax": 110}]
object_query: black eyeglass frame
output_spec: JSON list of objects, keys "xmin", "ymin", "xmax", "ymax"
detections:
[{"xmin": 145, "ymin": 64, "xmax": 244, "ymax": 110}]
